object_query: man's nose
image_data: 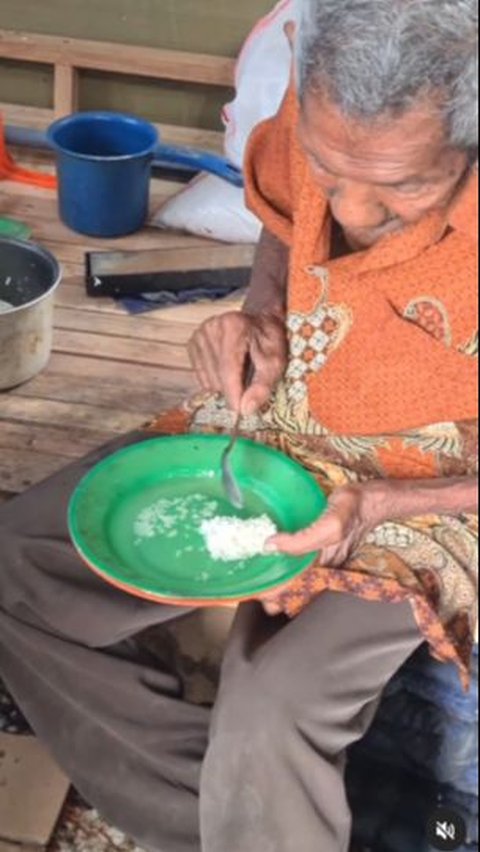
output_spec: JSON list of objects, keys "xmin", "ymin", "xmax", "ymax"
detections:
[{"xmin": 329, "ymin": 181, "xmax": 389, "ymax": 231}]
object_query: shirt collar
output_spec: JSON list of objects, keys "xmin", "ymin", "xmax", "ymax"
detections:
[
  {"xmin": 447, "ymin": 168, "xmax": 478, "ymax": 242},
  {"xmin": 356, "ymin": 168, "xmax": 478, "ymax": 274}
]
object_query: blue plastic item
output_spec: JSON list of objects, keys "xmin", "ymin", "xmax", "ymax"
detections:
[
  {"xmin": 47, "ymin": 113, "xmax": 155, "ymax": 237},
  {"xmin": 5, "ymin": 126, "xmax": 48, "ymax": 150},
  {"xmin": 46, "ymin": 112, "xmax": 243, "ymax": 238},
  {"xmin": 153, "ymin": 143, "xmax": 243, "ymax": 185}
]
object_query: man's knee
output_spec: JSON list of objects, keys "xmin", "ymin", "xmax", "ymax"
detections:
[
  {"xmin": 210, "ymin": 599, "xmax": 383, "ymax": 760},
  {"xmin": 211, "ymin": 651, "xmax": 300, "ymax": 758}
]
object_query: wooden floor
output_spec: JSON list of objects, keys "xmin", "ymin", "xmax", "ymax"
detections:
[{"xmin": 0, "ymin": 161, "xmax": 251, "ymax": 497}]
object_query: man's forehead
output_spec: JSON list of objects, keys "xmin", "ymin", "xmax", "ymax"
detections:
[{"xmin": 299, "ymin": 89, "xmax": 450, "ymax": 169}]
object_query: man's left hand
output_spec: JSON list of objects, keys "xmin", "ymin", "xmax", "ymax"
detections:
[{"xmin": 261, "ymin": 483, "xmax": 383, "ymax": 615}]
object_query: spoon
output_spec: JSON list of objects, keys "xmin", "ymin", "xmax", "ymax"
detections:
[{"xmin": 221, "ymin": 357, "xmax": 255, "ymax": 510}]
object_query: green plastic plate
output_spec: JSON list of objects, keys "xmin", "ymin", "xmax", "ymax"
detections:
[{"xmin": 68, "ymin": 435, "xmax": 327, "ymax": 605}]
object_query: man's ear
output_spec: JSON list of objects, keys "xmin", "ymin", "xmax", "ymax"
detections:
[
  {"xmin": 284, "ymin": 20, "xmax": 296, "ymax": 51},
  {"xmin": 284, "ymin": 21, "xmax": 297, "ymax": 86}
]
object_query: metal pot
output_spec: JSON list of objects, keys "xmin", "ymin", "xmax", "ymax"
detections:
[{"xmin": 0, "ymin": 238, "xmax": 61, "ymax": 390}]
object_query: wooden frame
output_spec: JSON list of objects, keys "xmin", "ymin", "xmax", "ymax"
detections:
[{"xmin": 0, "ymin": 29, "xmax": 236, "ymax": 118}]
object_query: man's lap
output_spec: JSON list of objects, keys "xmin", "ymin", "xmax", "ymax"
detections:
[{"xmin": 0, "ymin": 430, "xmax": 191, "ymax": 646}]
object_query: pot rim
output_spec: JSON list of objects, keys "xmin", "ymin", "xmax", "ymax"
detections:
[{"xmin": 0, "ymin": 237, "xmax": 62, "ymax": 315}]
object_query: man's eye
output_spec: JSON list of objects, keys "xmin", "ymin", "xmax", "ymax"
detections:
[
  {"xmin": 393, "ymin": 182, "xmax": 425, "ymax": 195},
  {"xmin": 307, "ymin": 155, "xmax": 329, "ymax": 174}
]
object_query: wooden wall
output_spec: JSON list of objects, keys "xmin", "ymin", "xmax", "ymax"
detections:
[{"xmin": 0, "ymin": 0, "xmax": 274, "ymax": 129}]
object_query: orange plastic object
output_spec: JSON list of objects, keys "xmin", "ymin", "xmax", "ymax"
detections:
[{"xmin": 0, "ymin": 115, "xmax": 57, "ymax": 189}]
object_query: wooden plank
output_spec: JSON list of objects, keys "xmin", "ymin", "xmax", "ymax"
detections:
[
  {"xmin": 1, "ymin": 178, "xmax": 246, "ymax": 254},
  {"xmin": 36, "ymin": 351, "xmax": 197, "ymax": 393},
  {"xmin": 0, "ymin": 395, "xmax": 145, "ymax": 433},
  {"xmin": 0, "ymin": 176, "xmax": 184, "ymax": 218},
  {"xmin": 0, "ymin": 447, "xmax": 71, "ymax": 492},
  {"xmin": 54, "ymin": 260, "xmax": 84, "ymax": 278},
  {"xmin": 1, "ymin": 194, "xmax": 190, "ymax": 241},
  {"xmin": 1, "ymin": 185, "xmax": 183, "ymax": 226},
  {"xmin": 0, "ymin": 30, "xmax": 236, "ymax": 87},
  {"xmin": 0, "ymin": 101, "xmax": 52, "ymax": 130},
  {"xmin": 30, "ymin": 222, "xmax": 212, "ymax": 252},
  {"xmin": 6, "ymin": 146, "xmax": 54, "ymax": 177},
  {"xmin": 29, "ymin": 235, "xmax": 226, "ymax": 269},
  {"xmin": 0, "ymin": 102, "xmax": 225, "ymax": 152},
  {"xmin": 55, "ymin": 306, "xmax": 196, "ymax": 345},
  {"xmin": 156, "ymin": 123, "xmax": 225, "ymax": 154},
  {"xmin": 0, "ymin": 188, "xmax": 69, "ymax": 221},
  {"xmin": 0, "ymin": 177, "xmax": 55, "ymax": 200},
  {"xmin": 14, "ymin": 370, "xmax": 190, "ymax": 412},
  {"xmin": 0, "ymin": 419, "xmax": 112, "ymax": 458},
  {"xmin": 1, "ymin": 175, "xmax": 187, "ymax": 219},
  {"xmin": 53, "ymin": 64, "xmax": 79, "ymax": 116},
  {"xmin": 52, "ymin": 328, "xmax": 192, "ymax": 369},
  {"xmin": 55, "ymin": 280, "xmax": 138, "ymax": 314},
  {"xmin": 54, "ymin": 283, "xmax": 128, "ymax": 314}
]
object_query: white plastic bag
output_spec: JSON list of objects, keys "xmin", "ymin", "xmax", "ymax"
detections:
[
  {"xmin": 154, "ymin": 173, "xmax": 263, "ymax": 243},
  {"xmin": 222, "ymin": 0, "xmax": 294, "ymax": 169},
  {"xmin": 152, "ymin": 0, "xmax": 294, "ymax": 244}
]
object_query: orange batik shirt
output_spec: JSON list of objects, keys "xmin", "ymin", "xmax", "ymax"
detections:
[{"xmin": 152, "ymin": 87, "xmax": 478, "ymax": 684}]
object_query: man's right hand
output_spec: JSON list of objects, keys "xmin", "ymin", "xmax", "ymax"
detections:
[{"xmin": 188, "ymin": 311, "xmax": 288, "ymax": 416}]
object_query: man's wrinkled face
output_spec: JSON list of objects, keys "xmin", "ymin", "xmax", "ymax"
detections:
[{"xmin": 298, "ymin": 90, "xmax": 469, "ymax": 249}]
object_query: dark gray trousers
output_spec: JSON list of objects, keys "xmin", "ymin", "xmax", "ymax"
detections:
[{"xmin": 0, "ymin": 432, "xmax": 422, "ymax": 852}]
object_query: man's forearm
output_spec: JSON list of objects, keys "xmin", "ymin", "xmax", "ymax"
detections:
[
  {"xmin": 366, "ymin": 475, "xmax": 478, "ymax": 525},
  {"xmin": 243, "ymin": 227, "xmax": 289, "ymax": 318}
]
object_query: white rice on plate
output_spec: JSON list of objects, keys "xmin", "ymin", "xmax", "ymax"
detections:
[
  {"xmin": 133, "ymin": 495, "xmax": 279, "ymax": 564},
  {"xmin": 200, "ymin": 515, "xmax": 278, "ymax": 562}
]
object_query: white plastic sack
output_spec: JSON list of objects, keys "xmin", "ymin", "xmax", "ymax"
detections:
[
  {"xmin": 154, "ymin": 173, "xmax": 263, "ymax": 243},
  {"xmin": 222, "ymin": 0, "xmax": 294, "ymax": 169},
  {"xmin": 153, "ymin": 0, "xmax": 294, "ymax": 244}
]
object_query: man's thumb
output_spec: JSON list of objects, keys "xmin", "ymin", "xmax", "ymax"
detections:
[{"xmin": 240, "ymin": 380, "xmax": 274, "ymax": 416}]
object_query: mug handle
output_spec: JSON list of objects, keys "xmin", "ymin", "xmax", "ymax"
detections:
[{"xmin": 154, "ymin": 144, "xmax": 244, "ymax": 188}]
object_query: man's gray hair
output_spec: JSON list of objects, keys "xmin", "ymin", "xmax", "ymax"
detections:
[{"xmin": 295, "ymin": 0, "xmax": 478, "ymax": 154}]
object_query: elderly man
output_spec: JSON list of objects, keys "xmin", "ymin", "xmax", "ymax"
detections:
[{"xmin": 0, "ymin": 1, "xmax": 477, "ymax": 851}]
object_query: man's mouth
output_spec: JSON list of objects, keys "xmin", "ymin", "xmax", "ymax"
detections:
[{"xmin": 343, "ymin": 219, "xmax": 404, "ymax": 249}]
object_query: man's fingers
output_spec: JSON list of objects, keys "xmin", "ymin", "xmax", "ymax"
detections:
[
  {"xmin": 203, "ymin": 314, "xmax": 249, "ymax": 412},
  {"xmin": 260, "ymin": 580, "xmax": 292, "ymax": 616},
  {"xmin": 250, "ymin": 323, "xmax": 287, "ymax": 381},
  {"xmin": 220, "ymin": 346, "xmax": 249, "ymax": 412},
  {"xmin": 240, "ymin": 381, "xmax": 273, "ymax": 416},
  {"xmin": 240, "ymin": 327, "xmax": 287, "ymax": 415},
  {"xmin": 188, "ymin": 314, "xmax": 251, "ymax": 408},
  {"xmin": 188, "ymin": 311, "xmax": 287, "ymax": 414},
  {"xmin": 188, "ymin": 336, "xmax": 221, "ymax": 392},
  {"xmin": 265, "ymin": 510, "xmax": 345, "ymax": 556},
  {"xmin": 262, "ymin": 600, "xmax": 284, "ymax": 616},
  {"xmin": 187, "ymin": 338, "xmax": 210, "ymax": 390}
]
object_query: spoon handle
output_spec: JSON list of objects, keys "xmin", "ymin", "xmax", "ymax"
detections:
[{"xmin": 225, "ymin": 355, "xmax": 255, "ymax": 451}]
